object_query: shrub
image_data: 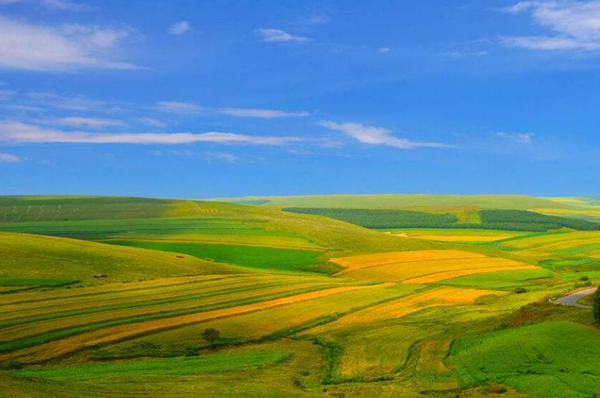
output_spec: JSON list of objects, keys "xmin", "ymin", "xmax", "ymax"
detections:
[
  {"xmin": 2, "ymin": 360, "xmax": 24, "ymax": 370},
  {"xmin": 580, "ymin": 276, "xmax": 589, "ymax": 281},
  {"xmin": 489, "ymin": 383, "xmax": 508, "ymax": 394},
  {"xmin": 593, "ymin": 288, "xmax": 600, "ymax": 323},
  {"xmin": 201, "ymin": 328, "xmax": 221, "ymax": 346},
  {"xmin": 514, "ymin": 287, "xmax": 527, "ymax": 294}
]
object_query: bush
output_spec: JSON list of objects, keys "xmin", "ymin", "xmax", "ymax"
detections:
[
  {"xmin": 489, "ymin": 383, "xmax": 508, "ymax": 394},
  {"xmin": 201, "ymin": 328, "xmax": 221, "ymax": 346},
  {"xmin": 514, "ymin": 287, "xmax": 527, "ymax": 294},
  {"xmin": 593, "ymin": 288, "xmax": 600, "ymax": 323},
  {"xmin": 1, "ymin": 360, "xmax": 24, "ymax": 370},
  {"xmin": 580, "ymin": 276, "xmax": 590, "ymax": 281}
]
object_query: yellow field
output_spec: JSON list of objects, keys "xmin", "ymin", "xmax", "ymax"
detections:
[
  {"xmin": 332, "ymin": 250, "xmax": 532, "ymax": 284},
  {"xmin": 416, "ymin": 338, "xmax": 452, "ymax": 372},
  {"xmin": 0, "ymin": 282, "xmax": 389, "ymax": 364},
  {"xmin": 102, "ymin": 283, "xmax": 422, "ymax": 358},
  {"xmin": 304, "ymin": 287, "xmax": 502, "ymax": 334},
  {"xmin": 409, "ymin": 234, "xmax": 513, "ymax": 242},
  {"xmin": 402, "ymin": 264, "xmax": 539, "ymax": 284}
]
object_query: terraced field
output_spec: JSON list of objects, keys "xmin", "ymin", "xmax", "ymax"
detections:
[
  {"xmin": 332, "ymin": 250, "xmax": 539, "ymax": 284},
  {"xmin": 2, "ymin": 195, "xmax": 600, "ymax": 398}
]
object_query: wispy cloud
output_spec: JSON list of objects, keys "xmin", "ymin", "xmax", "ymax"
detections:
[
  {"xmin": 0, "ymin": 0, "xmax": 88, "ymax": 10},
  {"xmin": 502, "ymin": 1, "xmax": 600, "ymax": 50},
  {"xmin": 169, "ymin": 21, "xmax": 191, "ymax": 35},
  {"xmin": 256, "ymin": 28, "xmax": 308, "ymax": 43},
  {"xmin": 36, "ymin": 117, "xmax": 125, "ymax": 128},
  {"xmin": 155, "ymin": 101, "xmax": 204, "ymax": 114},
  {"xmin": 219, "ymin": 108, "xmax": 310, "ymax": 119},
  {"xmin": 156, "ymin": 102, "xmax": 309, "ymax": 118},
  {"xmin": 0, "ymin": 15, "xmax": 139, "ymax": 71},
  {"xmin": 379, "ymin": 47, "xmax": 391, "ymax": 53},
  {"xmin": 28, "ymin": 92, "xmax": 107, "ymax": 111},
  {"xmin": 0, "ymin": 121, "xmax": 301, "ymax": 145},
  {"xmin": 318, "ymin": 121, "xmax": 449, "ymax": 149},
  {"xmin": 443, "ymin": 49, "xmax": 488, "ymax": 58},
  {"xmin": 138, "ymin": 117, "xmax": 167, "ymax": 128},
  {"xmin": 0, "ymin": 152, "xmax": 22, "ymax": 163},
  {"xmin": 0, "ymin": 89, "xmax": 16, "ymax": 100},
  {"xmin": 496, "ymin": 131, "xmax": 534, "ymax": 144}
]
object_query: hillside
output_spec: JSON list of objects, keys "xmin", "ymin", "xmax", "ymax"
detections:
[
  {"xmin": 0, "ymin": 232, "xmax": 245, "ymax": 285},
  {"xmin": 210, "ymin": 194, "xmax": 574, "ymax": 210}
]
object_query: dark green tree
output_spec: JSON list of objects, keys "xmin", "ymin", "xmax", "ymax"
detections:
[
  {"xmin": 594, "ymin": 288, "xmax": 600, "ymax": 323},
  {"xmin": 201, "ymin": 328, "xmax": 221, "ymax": 346}
]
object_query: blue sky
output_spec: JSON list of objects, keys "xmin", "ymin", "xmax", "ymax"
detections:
[{"xmin": 1, "ymin": 0, "xmax": 600, "ymax": 198}]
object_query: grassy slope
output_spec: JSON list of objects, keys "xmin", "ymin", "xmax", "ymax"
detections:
[
  {"xmin": 0, "ymin": 196, "xmax": 440, "ymax": 259},
  {"xmin": 210, "ymin": 194, "xmax": 573, "ymax": 210},
  {"xmin": 0, "ymin": 196, "xmax": 244, "ymax": 222},
  {"xmin": 0, "ymin": 232, "xmax": 245, "ymax": 284},
  {"xmin": 450, "ymin": 321, "xmax": 600, "ymax": 398},
  {"xmin": 4, "ymin": 195, "xmax": 598, "ymax": 398}
]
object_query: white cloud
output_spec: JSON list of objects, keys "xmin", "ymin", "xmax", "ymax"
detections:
[
  {"xmin": 0, "ymin": 152, "xmax": 22, "ymax": 163},
  {"xmin": 36, "ymin": 117, "xmax": 125, "ymax": 128},
  {"xmin": 379, "ymin": 47, "xmax": 391, "ymax": 53},
  {"xmin": 219, "ymin": 108, "xmax": 310, "ymax": 119},
  {"xmin": 156, "ymin": 101, "xmax": 204, "ymax": 114},
  {"xmin": 155, "ymin": 102, "xmax": 309, "ymax": 118},
  {"xmin": 256, "ymin": 28, "xmax": 308, "ymax": 43},
  {"xmin": 138, "ymin": 117, "xmax": 167, "ymax": 128},
  {"xmin": 443, "ymin": 49, "xmax": 489, "ymax": 58},
  {"xmin": 169, "ymin": 21, "xmax": 191, "ymax": 35},
  {"xmin": 318, "ymin": 121, "xmax": 449, "ymax": 149},
  {"xmin": 502, "ymin": 1, "xmax": 600, "ymax": 50},
  {"xmin": 496, "ymin": 131, "xmax": 534, "ymax": 144},
  {"xmin": 0, "ymin": 121, "xmax": 301, "ymax": 145},
  {"xmin": 0, "ymin": 15, "xmax": 139, "ymax": 71}
]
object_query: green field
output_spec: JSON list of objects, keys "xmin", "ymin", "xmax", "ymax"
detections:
[
  {"xmin": 451, "ymin": 322, "xmax": 600, "ymax": 398},
  {"xmin": 106, "ymin": 240, "xmax": 325, "ymax": 273},
  {"xmin": 285, "ymin": 207, "xmax": 600, "ymax": 232},
  {"xmin": 1, "ymin": 195, "xmax": 599, "ymax": 398}
]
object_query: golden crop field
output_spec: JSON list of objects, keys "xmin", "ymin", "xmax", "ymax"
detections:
[
  {"xmin": 304, "ymin": 286, "xmax": 502, "ymax": 334},
  {"xmin": 332, "ymin": 250, "xmax": 536, "ymax": 284}
]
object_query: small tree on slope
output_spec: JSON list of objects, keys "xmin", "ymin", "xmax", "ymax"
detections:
[
  {"xmin": 594, "ymin": 287, "xmax": 600, "ymax": 323},
  {"xmin": 201, "ymin": 328, "xmax": 221, "ymax": 346}
]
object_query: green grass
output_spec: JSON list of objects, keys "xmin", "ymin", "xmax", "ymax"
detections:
[
  {"xmin": 106, "ymin": 240, "xmax": 325, "ymax": 273},
  {"xmin": 436, "ymin": 269, "xmax": 553, "ymax": 289},
  {"xmin": 284, "ymin": 208, "xmax": 459, "ymax": 229},
  {"xmin": 0, "ymin": 217, "xmax": 281, "ymax": 240},
  {"xmin": 0, "ymin": 278, "xmax": 78, "ymax": 288},
  {"xmin": 284, "ymin": 208, "xmax": 600, "ymax": 232},
  {"xmin": 450, "ymin": 321, "xmax": 600, "ymax": 398},
  {"xmin": 12, "ymin": 351, "xmax": 291, "ymax": 381},
  {"xmin": 0, "ymin": 232, "xmax": 244, "ymax": 284},
  {"xmin": 0, "ymin": 196, "xmax": 234, "ymax": 222}
]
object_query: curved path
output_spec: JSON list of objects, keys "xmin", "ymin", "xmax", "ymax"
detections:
[{"xmin": 553, "ymin": 287, "xmax": 596, "ymax": 308}]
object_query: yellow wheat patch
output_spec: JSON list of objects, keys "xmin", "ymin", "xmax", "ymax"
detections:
[
  {"xmin": 402, "ymin": 265, "xmax": 539, "ymax": 284},
  {"xmin": 333, "ymin": 250, "xmax": 484, "ymax": 272},
  {"xmin": 332, "ymin": 250, "xmax": 529, "ymax": 284},
  {"xmin": 411, "ymin": 235, "xmax": 513, "ymax": 242}
]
